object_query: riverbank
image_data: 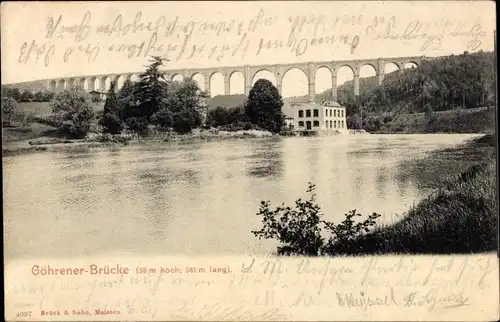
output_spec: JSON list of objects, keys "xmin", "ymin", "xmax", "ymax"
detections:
[
  {"xmin": 2, "ymin": 126, "xmax": 276, "ymax": 157},
  {"xmin": 325, "ymin": 134, "xmax": 497, "ymax": 255}
]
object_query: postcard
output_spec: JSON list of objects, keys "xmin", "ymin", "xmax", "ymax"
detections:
[{"xmin": 2, "ymin": 1, "xmax": 498, "ymax": 321}]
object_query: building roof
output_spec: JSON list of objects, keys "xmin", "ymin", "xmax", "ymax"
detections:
[{"xmin": 323, "ymin": 100, "xmax": 342, "ymax": 107}]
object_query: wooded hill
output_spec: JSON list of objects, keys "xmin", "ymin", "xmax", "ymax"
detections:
[{"xmin": 319, "ymin": 50, "xmax": 495, "ymax": 117}]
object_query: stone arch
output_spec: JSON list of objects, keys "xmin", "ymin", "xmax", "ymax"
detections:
[
  {"xmin": 359, "ymin": 63, "xmax": 377, "ymax": 78},
  {"xmin": 336, "ymin": 65, "xmax": 355, "ymax": 86},
  {"xmin": 49, "ymin": 80, "xmax": 57, "ymax": 92},
  {"xmin": 315, "ymin": 65, "xmax": 333, "ymax": 76},
  {"xmin": 314, "ymin": 66, "xmax": 333, "ymax": 97},
  {"xmin": 172, "ymin": 74, "xmax": 184, "ymax": 82},
  {"xmin": 281, "ymin": 67, "xmax": 308, "ymax": 98},
  {"xmin": 57, "ymin": 79, "xmax": 65, "ymax": 91},
  {"xmin": 101, "ymin": 76, "xmax": 112, "ymax": 92},
  {"xmin": 88, "ymin": 77, "xmax": 97, "ymax": 91},
  {"xmin": 129, "ymin": 74, "xmax": 140, "ymax": 83},
  {"xmin": 191, "ymin": 73, "xmax": 206, "ymax": 91},
  {"xmin": 404, "ymin": 61, "xmax": 419, "ymax": 69},
  {"xmin": 229, "ymin": 71, "xmax": 244, "ymax": 94},
  {"xmin": 68, "ymin": 78, "xmax": 76, "ymax": 88},
  {"xmin": 251, "ymin": 69, "xmax": 277, "ymax": 86},
  {"xmin": 78, "ymin": 77, "xmax": 86, "ymax": 89},
  {"xmin": 384, "ymin": 62, "xmax": 400, "ymax": 74},
  {"xmin": 115, "ymin": 75, "xmax": 126, "ymax": 90},
  {"xmin": 210, "ymin": 72, "xmax": 224, "ymax": 97}
]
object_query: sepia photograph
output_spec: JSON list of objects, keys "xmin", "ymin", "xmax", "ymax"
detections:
[{"xmin": 2, "ymin": 1, "xmax": 498, "ymax": 321}]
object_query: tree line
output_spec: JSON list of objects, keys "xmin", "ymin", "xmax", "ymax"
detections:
[{"xmin": 1, "ymin": 87, "xmax": 55, "ymax": 103}]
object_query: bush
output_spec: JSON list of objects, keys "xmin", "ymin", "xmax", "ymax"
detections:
[
  {"xmin": 99, "ymin": 112, "xmax": 123, "ymax": 134},
  {"xmin": 2, "ymin": 96, "xmax": 18, "ymax": 125},
  {"xmin": 50, "ymin": 87, "xmax": 95, "ymax": 139},
  {"xmin": 126, "ymin": 117, "xmax": 149, "ymax": 135},
  {"xmin": 252, "ymin": 183, "xmax": 381, "ymax": 256}
]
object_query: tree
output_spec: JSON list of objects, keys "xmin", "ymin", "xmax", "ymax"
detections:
[
  {"xmin": 206, "ymin": 106, "xmax": 229, "ymax": 127},
  {"xmin": 206, "ymin": 106, "xmax": 246, "ymax": 127},
  {"xmin": 245, "ymin": 79, "xmax": 284, "ymax": 133},
  {"xmin": 135, "ymin": 56, "xmax": 168, "ymax": 120},
  {"xmin": 50, "ymin": 86, "xmax": 95, "ymax": 138},
  {"xmin": 42, "ymin": 91, "xmax": 55, "ymax": 102},
  {"xmin": 1, "ymin": 95, "xmax": 18, "ymax": 126},
  {"xmin": 33, "ymin": 91, "xmax": 45, "ymax": 102},
  {"xmin": 159, "ymin": 78, "xmax": 204, "ymax": 133},
  {"xmin": 20, "ymin": 90, "xmax": 34, "ymax": 102},
  {"xmin": 117, "ymin": 79, "xmax": 139, "ymax": 121},
  {"xmin": 99, "ymin": 82, "xmax": 123, "ymax": 134},
  {"xmin": 2, "ymin": 87, "xmax": 22, "ymax": 102}
]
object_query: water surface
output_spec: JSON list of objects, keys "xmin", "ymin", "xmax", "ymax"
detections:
[{"xmin": 3, "ymin": 134, "xmax": 481, "ymax": 260}]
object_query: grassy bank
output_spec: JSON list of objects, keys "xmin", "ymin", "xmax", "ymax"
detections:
[
  {"xmin": 326, "ymin": 134, "xmax": 497, "ymax": 255},
  {"xmin": 2, "ymin": 125, "xmax": 276, "ymax": 157},
  {"xmin": 374, "ymin": 106, "xmax": 496, "ymax": 134}
]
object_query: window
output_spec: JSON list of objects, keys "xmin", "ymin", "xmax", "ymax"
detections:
[
  {"xmin": 329, "ymin": 120, "xmax": 333, "ymax": 128},
  {"xmin": 341, "ymin": 110, "xmax": 344, "ymax": 117},
  {"xmin": 298, "ymin": 121, "xmax": 304, "ymax": 127},
  {"xmin": 325, "ymin": 121, "xmax": 328, "ymax": 128},
  {"xmin": 306, "ymin": 110, "xmax": 311, "ymax": 117},
  {"xmin": 313, "ymin": 109, "xmax": 319, "ymax": 117},
  {"xmin": 298, "ymin": 110, "xmax": 304, "ymax": 118},
  {"xmin": 313, "ymin": 120, "xmax": 319, "ymax": 127},
  {"xmin": 334, "ymin": 109, "xmax": 337, "ymax": 117},
  {"xmin": 329, "ymin": 109, "xmax": 332, "ymax": 117},
  {"xmin": 341, "ymin": 120, "xmax": 344, "ymax": 128},
  {"xmin": 334, "ymin": 120, "xmax": 337, "ymax": 128}
]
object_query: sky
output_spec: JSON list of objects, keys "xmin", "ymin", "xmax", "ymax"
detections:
[{"xmin": 1, "ymin": 1, "xmax": 496, "ymax": 97}]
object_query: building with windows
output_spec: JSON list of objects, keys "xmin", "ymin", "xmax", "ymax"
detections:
[
  {"xmin": 89, "ymin": 90, "xmax": 107, "ymax": 102},
  {"xmin": 285, "ymin": 100, "xmax": 347, "ymax": 135}
]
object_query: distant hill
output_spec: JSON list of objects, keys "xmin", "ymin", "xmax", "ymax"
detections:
[
  {"xmin": 3, "ymin": 81, "xmax": 49, "ymax": 92},
  {"xmin": 293, "ymin": 51, "xmax": 495, "ymax": 119}
]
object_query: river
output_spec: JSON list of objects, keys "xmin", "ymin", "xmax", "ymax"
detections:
[{"xmin": 3, "ymin": 133, "xmax": 482, "ymax": 260}]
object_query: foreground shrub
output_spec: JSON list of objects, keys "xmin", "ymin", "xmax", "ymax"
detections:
[
  {"xmin": 252, "ymin": 183, "xmax": 381, "ymax": 256},
  {"xmin": 253, "ymin": 157, "xmax": 496, "ymax": 256}
]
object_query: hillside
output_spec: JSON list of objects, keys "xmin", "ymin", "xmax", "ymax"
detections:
[
  {"xmin": 379, "ymin": 106, "xmax": 496, "ymax": 134},
  {"xmin": 299, "ymin": 51, "xmax": 495, "ymax": 119},
  {"xmin": 3, "ymin": 80, "xmax": 50, "ymax": 92},
  {"xmin": 15, "ymin": 101, "xmax": 105, "ymax": 117}
]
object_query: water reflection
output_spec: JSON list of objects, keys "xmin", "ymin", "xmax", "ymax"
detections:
[
  {"xmin": 3, "ymin": 134, "xmax": 481, "ymax": 259},
  {"xmin": 246, "ymin": 139, "xmax": 284, "ymax": 179},
  {"xmin": 375, "ymin": 166, "xmax": 389, "ymax": 201}
]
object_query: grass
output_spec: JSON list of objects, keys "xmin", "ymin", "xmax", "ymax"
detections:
[
  {"xmin": 325, "ymin": 134, "xmax": 497, "ymax": 255},
  {"xmin": 381, "ymin": 106, "xmax": 496, "ymax": 134},
  {"xmin": 2, "ymin": 123, "xmax": 60, "ymax": 143},
  {"xmin": 15, "ymin": 102, "xmax": 104, "ymax": 117}
]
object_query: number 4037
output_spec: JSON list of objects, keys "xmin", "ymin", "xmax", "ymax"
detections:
[{"xmin": 16, "ymin": 311, "xmax": 32, "ymax": 318}]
